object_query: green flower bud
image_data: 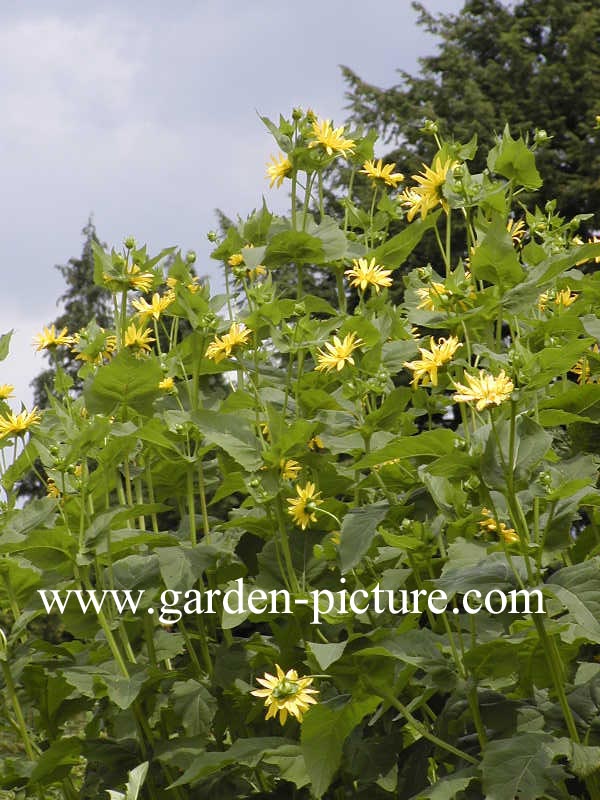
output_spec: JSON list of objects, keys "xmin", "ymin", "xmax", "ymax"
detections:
[
  {"xmin": 124, "ymin": 236, "xmax": 136, "ymax": 250},
  {"xmin": 186, "ymin": 250, "xmax": 197, "ymax": 263}
]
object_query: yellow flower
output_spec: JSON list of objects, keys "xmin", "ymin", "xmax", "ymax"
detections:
[
  {"xmin": 452, "ymin": 369, "xmax": 514, "ymax": 411},
  {"xmin": 132, "ymin": 291, "xmax": 175, "ymax": 321},
  {"xmin": 416, "ymin": 281, "xmax": 450, "ymax": 311},
  {"xmin": 72, "ymin": 329, "xmax": 117, "ymax": 364},
  {"xmin": 249, "ymin": 265, "xmax": 267, "ymax": 280},
  {"xmin": 308, "ymin": 118, "xmax": 355, "ymax": 157},
  {"xmin": 538, "ymin": 287, "xmax": 578, "ymax": 312},
  {"xmin": 228, "ymin": 253, "xmax": 244, "ymax": 267},
  {"xmin": 158, "ymin": 376, "xmax": 175, "ymax": 391},
  {"xmin": 315, "ymin": 332, "xmax": 363, "ymax": 372},
  {"xmin": 572, "ymin": 344, "xmax": 600, "ymax": 384},
  {"xmin": 124, "ymin": 322, "xmax": 155, "ymax": 353},
  {"xmin": 401, "ymin": 154, "xmax": 456, "ymax": 221},
  {"xmin": 479, "ymin": 508, "xmax": 519, "ymax": 544},
  {"xmin": 205, "ymin": 322, "xmax": 252, "ymax": 363},
  {"xmin": 287, "ymin": 481, "xmax": 322, "ymax": 529},
  {"xmin": 33, "ymin": 325, "xmax": 73, "ymax": 351},
  {"xmin": 506, "ymin": 217, "xmax": 526, "ymax": 246},
  {"xmin": 555, "ymin": 288, "xmax": 578, "ymax": 308},
  {"xmin": 308, "ymin": 435, "xmax": 324, "ymax": 451},
  {"xmin": 403, "ymin": 336, "xmax": 462, "ymax": 388},
  {"xmin": 251, "ymin": 664, "xmax": 318, "ymax": 725},
  {"xmin": 345, "ymin": 258, "xmax": 392, "ymax": 293},
  {"xmin": 0, "ymin": 408, "xmax": 41, "ymax": 440},
  {"xmin": 46, "ymin": 479, "xmax": 61, "ymax": 499},
  {"xmin": 0, "ymin": 385, "xmax": 14, "ymax": 400},
  {"xmin": 359, "ymin": 158, "xmax": 404, "ymax": 188},
  {"xmin": 280, "ymin": 458, "xmax": 301, "ymax": 480},
  {"xmin": 127, "ymin": 265, "xmax": 154, "ymax": 292},
  {"xmin": 266, "ymin": 152, "xmax": 292, "ymax": 188}
]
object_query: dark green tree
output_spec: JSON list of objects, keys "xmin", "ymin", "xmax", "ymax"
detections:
[
  {"xmin": 342, "ymin": 0, "xmax": 600, "ymax": 225},
  {"xmin": 31, "ymin": 219, "xmax": 112, "ymax": 408}
]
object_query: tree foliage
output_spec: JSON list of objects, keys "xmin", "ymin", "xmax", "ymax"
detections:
[{"xmin": 343, "ymin": 0, "xmax": 600, "ymax": 225}]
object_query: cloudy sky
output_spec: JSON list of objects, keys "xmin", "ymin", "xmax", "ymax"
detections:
[{"xmin": 1, "ymin": 0, "xmax": 463, "ymax": 406}]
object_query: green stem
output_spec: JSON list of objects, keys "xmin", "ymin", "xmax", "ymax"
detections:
[{"xmin": 1, "ymin": 660, "xmax": 35, "ymax": 760}]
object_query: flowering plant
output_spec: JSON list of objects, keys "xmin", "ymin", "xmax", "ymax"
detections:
[{"xmin": 1, "ymin": 110, "xmax": 600, "ymax": 799}]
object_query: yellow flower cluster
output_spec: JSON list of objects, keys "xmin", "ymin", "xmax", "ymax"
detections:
[
  {"xmin": 205, "ymin": 322, "xmax": 252, "ymax": 363},
  {"xmin": 479, "ymin": 508, "xmax": 519, "ymax": 544},
  {"xmin": 537, "ymin": 287, "xmax": 578, "ymax": 312},
  {"xmin": 400, "ymin": 154, "xmax": 456, "ymax": 221}
]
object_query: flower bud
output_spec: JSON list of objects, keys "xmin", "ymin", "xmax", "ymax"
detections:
[
  {"xmin": 124, "ymin": 236, "xmax": 136, "ymax": 250},
  {"xmin": 186, "ymin": 250, "xmax": 197, "ymax": 263},
  {"xmin": 421, "ymin": 119, "xmax": 439, "ymax": 135}
]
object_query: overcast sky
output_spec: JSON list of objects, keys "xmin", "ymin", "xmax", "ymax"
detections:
[{"xmin": 1, "ymin": 0, "xmax": 463, "ymax": 407}]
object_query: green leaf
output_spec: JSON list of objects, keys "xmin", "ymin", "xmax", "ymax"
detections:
[
  {"xmin": 29, "ymin": 737, "xmax": 83, "ymax": 783},
  {"xmin": 408, "ymin": 770, "xmax": 475, "ymax": 799},
  {"xmin": 470, "ymin": 214, "xmax": 524, "ymax": 287},
  {"xmin": 487, "ymin": 125, "xmax": 542, "ymax": 189},
  {"xmin": 264, "ymin": 230, "xmax": 324, "ymax": 266},
  {"xmin": 306, "ymin": 215, "xmax": 348, "ymax": 261},
  {"xmin": 370, "ymin": 211, "xmax": 441, "ymax": 268},
  {"xmin": 169, "ymin": 737, "xmax": 293, "ymax": 787},
  {"xmin": 539, "ymin": 384, "xmax": 600, "ymax": 423},
  {"xmin": 354, "ymin": 429, "xmax": 459, "ymax": 470},
  {"xmin": 193, "ymin": 409, "xmax": 262, "ymax": 471},
  {"xmin": 0, "ymin": 330, "xmax": 13, "ymax": 362},
  {"xmin": 84, "ymin": 350, "xmax": 162, "ymax": 415},
  {"xmin": 308, "ymin": 641, "xmax": 347, "ymax": 670},
  {"xmin": 301, "ymin": 696, "xmax": 379, "ymax": 798},
  {"xmin": 339, "ymin": 502, "xmax": 389, "ymax": 572},
  {"xmin": 481, "ymin": 733, "xmax": 565, "ymax": 800},
  {"xmin": 107, "ymin": 762, "xmax": 149, "ymax": 800}
]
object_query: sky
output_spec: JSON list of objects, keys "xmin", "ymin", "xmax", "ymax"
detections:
[{"xmin": 1, "ymin": 0, "xmax": 463, "ymax": 407}]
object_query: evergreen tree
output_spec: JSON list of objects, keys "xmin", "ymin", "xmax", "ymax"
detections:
[
  {"xmin": 31, "ymin": 220, "xmax": 112, "ymax": 408},
  {"xmin": 342, "ymin": 0, "xmax": 600, "ymax": 226}
]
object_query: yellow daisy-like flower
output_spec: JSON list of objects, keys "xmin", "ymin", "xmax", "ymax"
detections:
[
  {"xmin": 228, "ymin": 253, "xmax": 244, "ymax": 267},
  {"xmin": 308, "ymin": 118, "xmax": 355, "ymax": 157},
  {"xmin": 280, "ymin": 458, "xmax": 301, "ymax": 480},
  {"xmin": 506, "ymin": 217, "xmax": 526, "ymax": 246},
  {"xmin": 205, "ymin": 322, "xmax": 252, "ymax": 363},
  {"xmin": 0, "ymin": 408, "xmax": 41, "ymax": 440},
  {"xmin": 131, "ymin": 291, "xmax": 175, "ymax": 321},
  {"xmin": 403, "ymin": 336, "xmax": 462, "ymax": 388},
  {"xmin": 247, "ymin": 265, "xmax": 267, "ymax": 280},
  {"xmin": 251, "ymin": 664, "xmax": 318, "ymax": 725},
  {"xmin": 344, "ymin": 258, "xmax": 392, "ymax": 293},
  {"xmin": 46, "ymin": 479, "xmax": 61, "ymax": 499},
  {"xmin": 71, "ymin": 329, "xmax": 117, "ymax": 365},
  {"xmin": 538, "ymin": 287, "xmax": 578, "ymax": 312},
  {"xmin": 572, "ymin": 344, "xmax": 600, "ymax": 384},
  {"xmin": 124, "ymin": 322, "xmax": 155, "ymax": 353},
  {"xmin": 452, "ymin": 369, "xmax": 514, "ymax": 411},
  {"xmin": 308, "ymin": 435, "xmax": 324, "ymax": 451},
  {"xmin": 479, "ymin": 508, "xmax": 519, "ymax": 544},
  {"xmin": 0, "ymin": 385, "xmax": 15, "ymax": 400},
  {"xmin": 315, "ymin": 332, "xmax": 363, "ymax": 373},
  {"xmin": 127, "ymin": 265, "xmax": 154, "ymax": 293},
  {"xmin": 287, "ymin": 481, "xmax": 322, "ymax": 529},
  {"xmin": 158, "ymin": 376, "xmax": 175, "ymax": 391},
  {"xmin": 33, "ymin": 325, "xmax": 73, "ymax": 351},
  {"xmin": 416, "ymin": 281, "xmax": 451, "ymax": 311},
  {"xmin": 266, "ymin": 152, "xmax": 292, "ymax": 188},
  {"xmin": 359, "ymin": 158, "xmax": 404, "ymax": 188},
  {"xmin": 401, "ymin": 155, "xmax": 456, "ymax": 221}
]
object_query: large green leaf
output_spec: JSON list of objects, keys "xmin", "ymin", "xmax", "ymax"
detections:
[
  {"xmin": 370, "ymin": 211, "xmax": 441, "ymax": 268},
  {"xmin": 339, "ymin": 502, "xmax": 388, "ymax": 572},
  {"xmin": 470, "ymin": 214, "xmax": 523, "ymax": 287},
  {"xmin": 301, "ymin": 695, "xmax": 379, "ymax": 798},
  {"xmin": 193, "ymin": 409, "xmax": 262, "ymax": 470},
  {"xmin": 481, "ymin": 733, "xmax": 565, "ymax": 800},
  {"xmin": 487, "ymin": 125, "xmax": 542, "ymax": 189},
  {"xmin": 84, "ymin": 350, "xmax": 162, "ymax": 415},
  {"xmin": 354, "ymin": 429, "xmax": 459, "ymax": 470}
]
